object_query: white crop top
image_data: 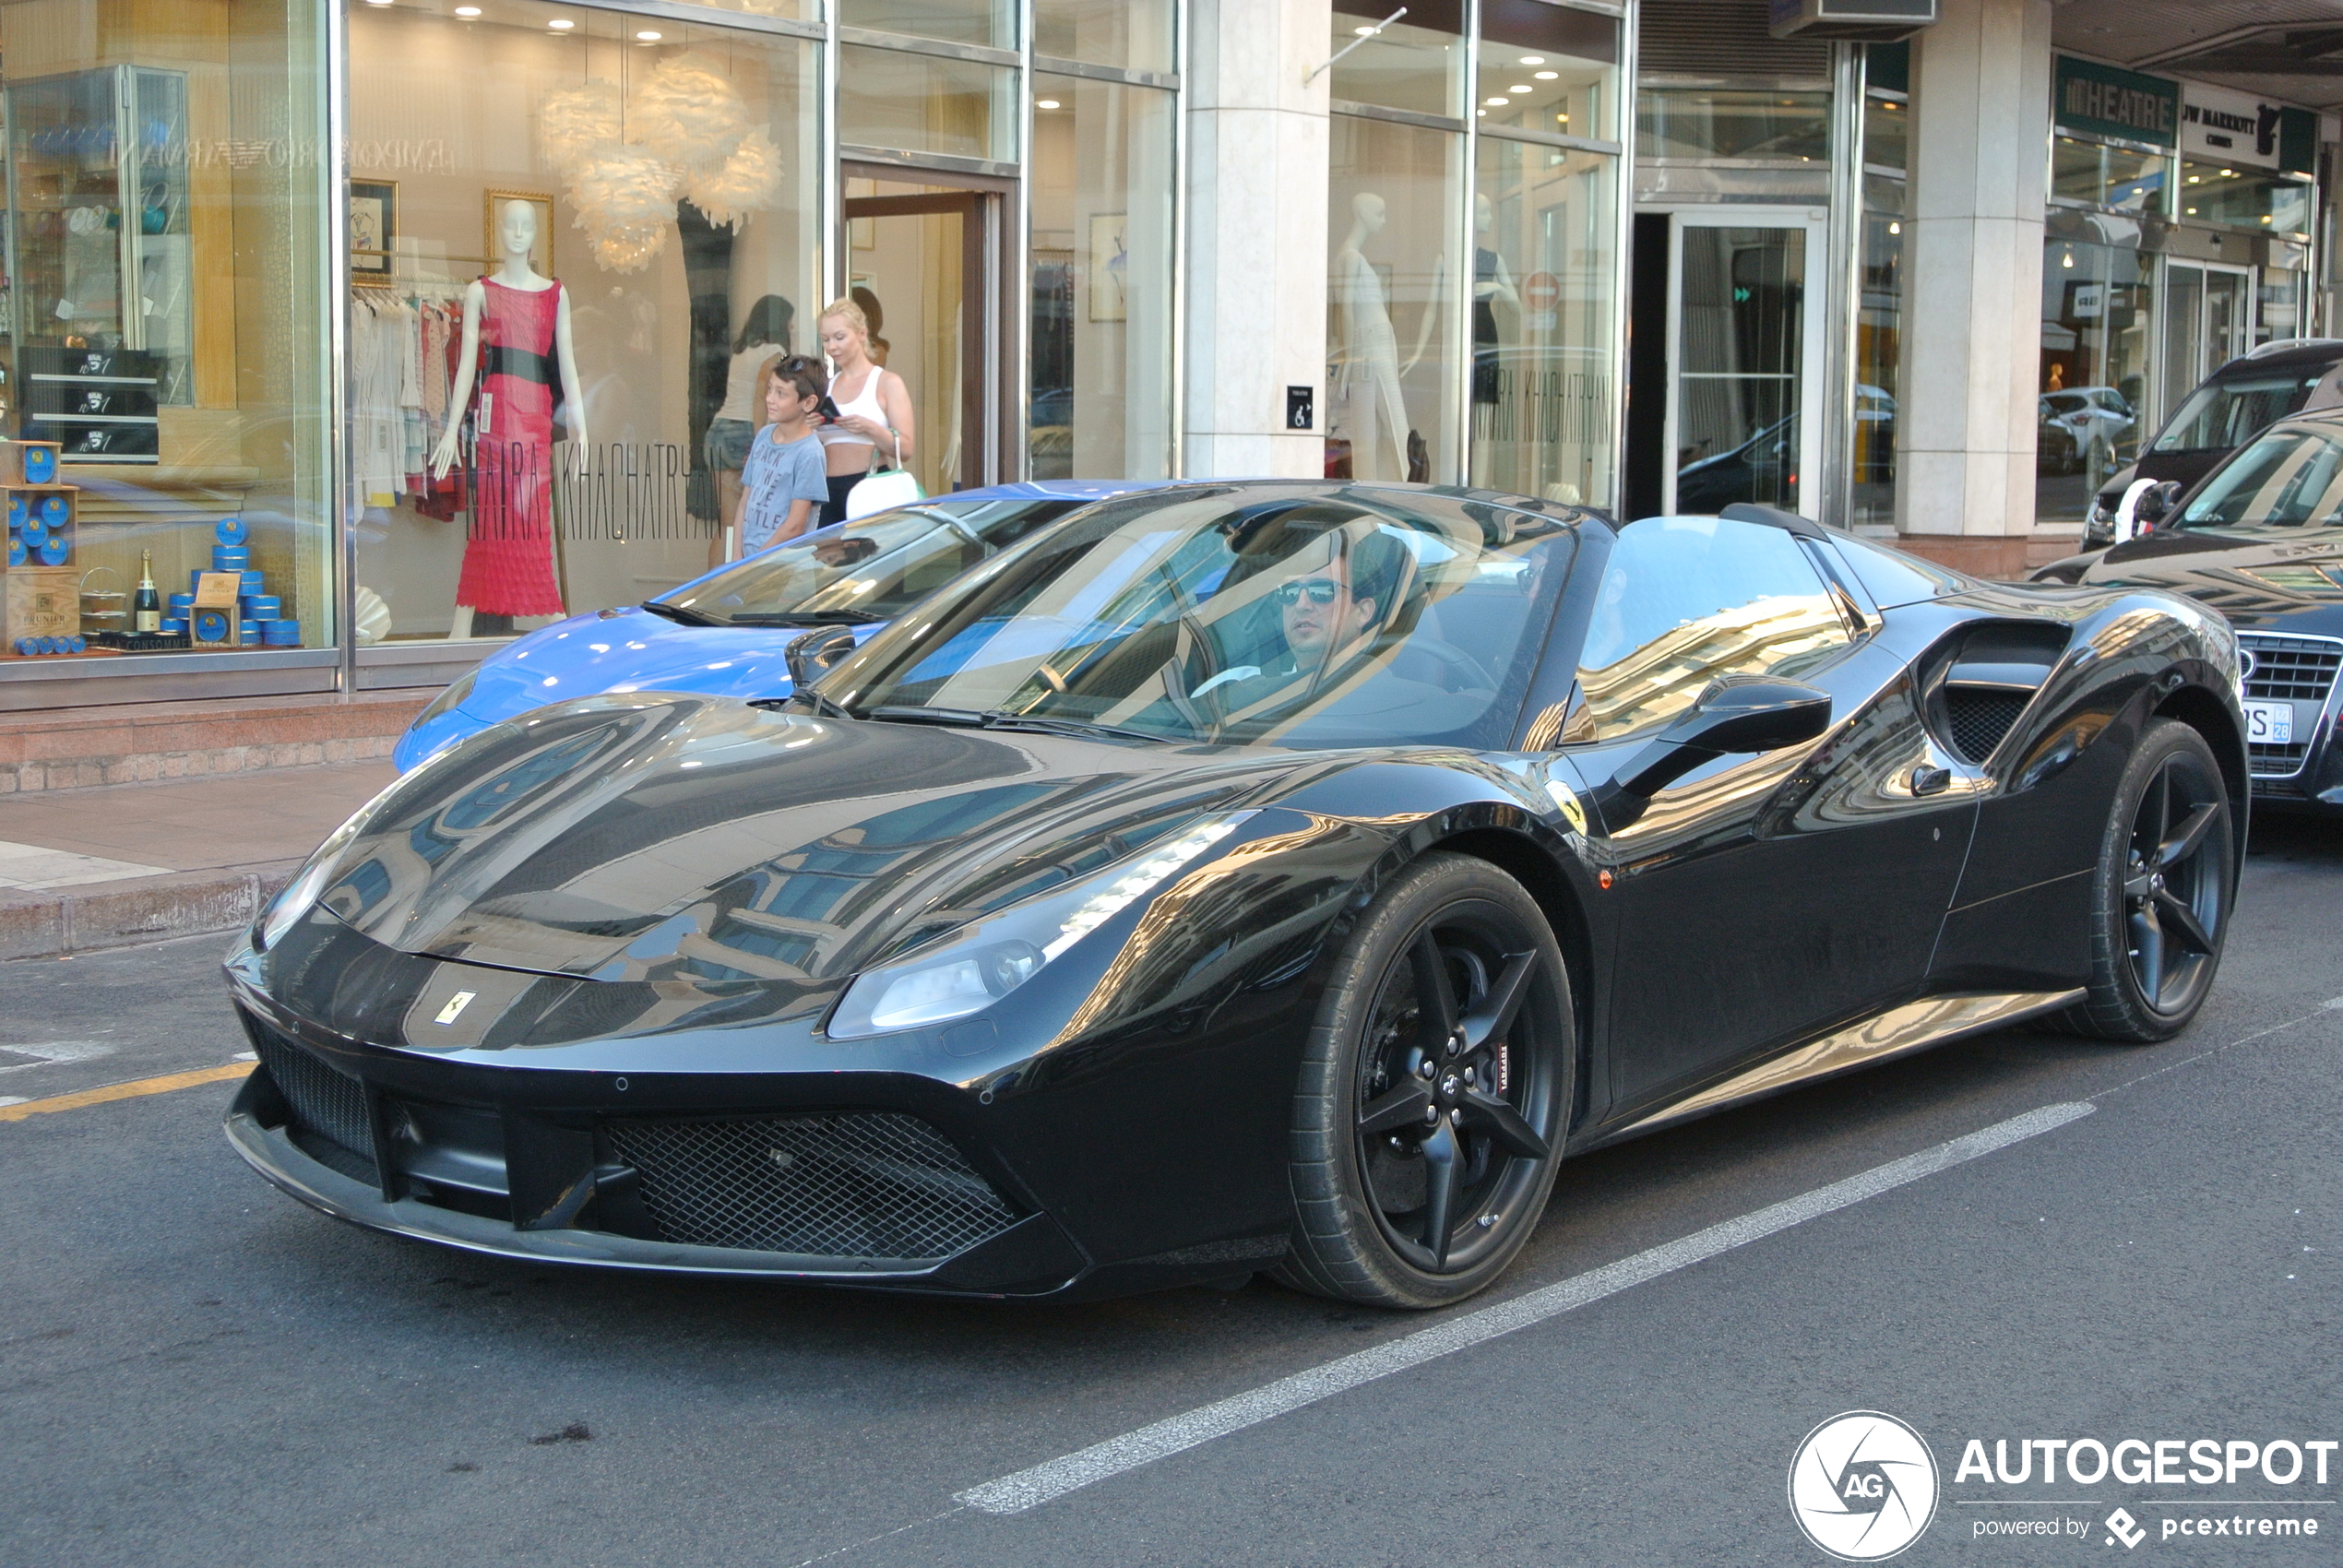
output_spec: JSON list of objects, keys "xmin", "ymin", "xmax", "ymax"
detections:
[{"xmin": 816, "ymin": 366, "xmax": 888, "ymax": 449}]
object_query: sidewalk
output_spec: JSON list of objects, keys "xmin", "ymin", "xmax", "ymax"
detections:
[{"xmin": 0, "ymin": 762, "xmax": 395, "ymax": 960}]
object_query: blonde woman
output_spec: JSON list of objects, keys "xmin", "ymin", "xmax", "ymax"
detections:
[{"xmin": 815, "ymin": 297, "xmax": 916, "ymax": 526}]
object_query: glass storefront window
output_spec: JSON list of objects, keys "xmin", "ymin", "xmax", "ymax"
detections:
[
  {"xmin": 2038, "ymin": 232, "xmax": 2153, "ymax": 523},
  {"xmin": 840, "ymin": 45, "xmax": 1015, "ymax": 163},
  {"xmin": 346, "ymin": 2, "xmax": 816, "ymax": 641},
  {"xmin": 1637, "ymin": 89, "xmax": 1831, "ymax": 162},
  {"xmin": 1326, "ymin": 115, "xmax": 1463, "ymax": 484},
  {"xmin": 2052, "ymin": 137, "xmax": 2168, "ymax": 216},
  {"xmin": 1853, "ymin": 179, "xmax": 1906, "ymax": 530},
  {"xmin": 1029, "ymin": 77, "xmax": 1174, "ymax": 481},
  {"xmin": 1474, "ymin": 0, "xmax": 1616, "ymax": 144},
  {"xmin": 841, "ymin": 0, "xmax": 1015, "ymax": 51},
  {"xmin": 1862, "ymin": 94, "xmax": 1907, "ymax": 173},
  {"xmin": 1329, "ymin": 0, "xmax": 1464, "ymax": 119},
  {"xmin": 2050, "ymin": 137, "xmax": 2102, "ymax": 205},
  {"xmin": 1470, "ymin": 137, "xmax": 1618, "ymax": 507},
  {"xmin": 1, "ymin": 0, "xmax": 333, "ymax": 654},
  {"xmin": 2177, "ymin": 161, "xmax": 2313, "ymax": 235},
  {"xmin": 1035, "ymin": 0, "xmax": 1174, "ymax": 74}
]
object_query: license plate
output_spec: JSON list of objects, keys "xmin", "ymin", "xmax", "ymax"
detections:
[{"xmin": 2243, "ymin": 700, "xmax": 2293, "ymax": 745}]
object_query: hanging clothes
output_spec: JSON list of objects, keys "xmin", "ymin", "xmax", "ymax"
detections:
[{"xmin": 455, "ymin": 277, "xmax": 566, "ymax": 617}]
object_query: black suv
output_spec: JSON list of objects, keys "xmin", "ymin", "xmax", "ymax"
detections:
[{"xmin": 2082, "ymin": 338, "xmax": 2343, "ymax": 548}]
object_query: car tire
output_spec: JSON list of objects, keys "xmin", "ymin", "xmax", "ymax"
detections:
[
  {"xmin": 2062, "ymin": 719, "xmax": 2235, "ymax": 1043},
  {"xmin": 1274, "ymin": 852, "xmax": 1573, "ymax": 1309}
]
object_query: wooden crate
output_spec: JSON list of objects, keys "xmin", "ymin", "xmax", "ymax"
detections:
[
  {"xmin": 1, "ymin": 566, "xmax": 79, "ymax": 644},
  {"xmin": 0, "ymin": 441, "xmax": 63, "ymax": 486},
  {"xmin": 5, "ymin": 485, "xmax": 76, "ymax": 566}
]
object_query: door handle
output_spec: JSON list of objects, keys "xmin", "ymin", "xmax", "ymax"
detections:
[{"xmin": 1909, "ymin": 765, "xmax": 1952, "ymax": 796}]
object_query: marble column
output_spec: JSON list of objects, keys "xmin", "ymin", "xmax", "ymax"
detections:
[
  {"xmin": 1897, "ymin": 0, "xmax": 2052, "ymax": 576},
  {"xmin": 1183, "ymin": 0, "xmax": 1332, "ymax": 478}
]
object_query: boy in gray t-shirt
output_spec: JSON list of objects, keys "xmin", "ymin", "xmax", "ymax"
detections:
[{"xmin": 734, "ymin": 356, "xmax": 833, "ymax": 556}]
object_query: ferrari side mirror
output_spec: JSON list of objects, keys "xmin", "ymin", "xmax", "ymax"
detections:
[
  {"xmin": 785, "ymin": 624, "xmax": 858, "ymax": 690},
  {"xmin": 2132, "ymin": 481, "xmax": 2182, "ymax": 530},
  {"xmin": 1595, "ymin": 676, "xmax": 1833, "ymax": 828}
]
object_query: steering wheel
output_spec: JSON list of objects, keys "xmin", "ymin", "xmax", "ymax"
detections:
[{"xmin": 1412, "ymin": 636, "xmax": 1498, "ymax": 695}]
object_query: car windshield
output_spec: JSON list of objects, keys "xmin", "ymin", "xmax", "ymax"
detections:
[
  {"xmin": 651, "ymin": 497, "xmax": 1082, "ymax": 626},
  {"xmin": 823, "ymin": 486, "xmax": 1580, "ymax": 751},
  {"xmin": 2150, "ymin": 370, "xmax": 2321, "ymax": 454},
  {"xmin": 2176, "ymin": 426, "xmax": 2343, "ymax": 529}
]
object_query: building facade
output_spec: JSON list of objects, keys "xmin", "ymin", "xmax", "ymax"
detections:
[{"xmin": 0, "ymin": 0, "xmax": 2330, "ymax": 713}]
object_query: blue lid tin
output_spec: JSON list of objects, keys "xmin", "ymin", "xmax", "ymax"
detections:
[
  {"xmin": 159, "ymin": 618, "xmax": 186, "ymax": 635},
  {"xmin": 211, "ymin": 544, "xmax": 250, "ymax": 569},
  {"xmin": 214, "ymin": 517, "xmax": 249, "ymax": 545},
  {"xmin": 241, "ymin": 595, "xmax": 280, "ymax": 618},
  {"xmin": 238, "ymin": 621, "xmax": 262, "ymax": 644},
  {"xmin": 38, "ymin": 493, "xmax": 66, "ymax": 524},
  {"xmin": 239, "ymin": 570, "xmax": 266, "ymax": 594},
  {"xmin": 262, "ymin": 619, "xmax": 301, "ymax": 646},
  {"xmin": 38, "ymin": 537, "xmax": 66, "ymax": 565},
  {"xmin": 23, "ymin": 446, "xmax": 55, "ymax": 483},
  {"xmin": 6, "ymin": 496, "xmax": 24, "ymax": 526},
  {"xmin": 168, "ymin": 592, "xmax": 196, "ymax": 610},
  {"xmin": 20, "ymin": 518, "xmax": 45, "ymax": 544},
  {"xmin": 6, "ymin": 540, "xmax": 23, "ymax": 567}
]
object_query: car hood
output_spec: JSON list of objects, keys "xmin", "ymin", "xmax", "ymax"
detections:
[
  {"xmin": 2080, "ymin": 525, "xmax": 2343, "ymax": 635},
  {"xmin": 303, "ymin": 693, "xmax": 1313, "ymax": 983},
  {"xmin": 460, "ymin": 608, "xmax": 885, "ymax": 718}
]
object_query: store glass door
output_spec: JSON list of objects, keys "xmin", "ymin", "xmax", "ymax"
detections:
[
  {"xmin": 2159, "ymin": 259, "xmax": 2255, "ymax": 422},
  {"xmin": 841, "ymin": 164, "xmax": 1008, "ymax": 494},
  {"xmin": 1660, "ymin": 210, "xmax": 1826, "ymax": 517}
]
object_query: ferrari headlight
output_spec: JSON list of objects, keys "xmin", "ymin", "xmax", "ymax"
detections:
[
  {"xmin": 414, "ymin": 666, "xmax": 480, "ymax": 727},
  {"xmin": 253, "ymin": 791, "xmax": 395, "ymax": 951},
  {"xmin": 826, "ymin": 812, "xmax": 1256, "ymax": 1040}
]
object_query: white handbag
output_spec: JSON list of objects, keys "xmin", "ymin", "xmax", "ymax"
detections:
[{"xmin": 845, "ymin": 460, "xmax": 922, "ymax": 520}]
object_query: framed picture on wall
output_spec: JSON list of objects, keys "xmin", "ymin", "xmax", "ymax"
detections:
[
  {"xmin": 1088, "ymin": 212, "xmax": 1127, "ymax": 323},
  {"xmin": 350, "ymin": 179, "xmax": 397, "ymax": 282},
  {"xmin": 484, "ymin": 190, "xmax": 555, "ymax": 276}
]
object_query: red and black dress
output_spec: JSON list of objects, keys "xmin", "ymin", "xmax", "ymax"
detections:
[{"xmin": 457, "ymin": 277, "xmax": 567, "ymax": 617}]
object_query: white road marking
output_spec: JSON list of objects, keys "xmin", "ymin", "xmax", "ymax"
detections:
[
  {"xmin": 0, "ymin": 840, "xmax": 170, "ymax": 891},
  {"xmin": 0, "ymin": 1040, "xmax": 116, "ymax": 1076},
  {"xmin": 957, "ymin": 1100, "xmax": 2096, "ymax": 1516}
]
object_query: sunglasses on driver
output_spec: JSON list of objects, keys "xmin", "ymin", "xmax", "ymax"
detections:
[{"xmin": 1273, "ymin": 578, "xmax": 1347, "ymax": 607}]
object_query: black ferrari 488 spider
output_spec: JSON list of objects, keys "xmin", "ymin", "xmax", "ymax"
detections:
[{"xmin": 226, "ymin": 483, "xmax": 2246, "ymax": 1307}]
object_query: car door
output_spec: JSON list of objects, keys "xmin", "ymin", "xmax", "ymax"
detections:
[{"xmin": 1559, "ymin": 516, "xmax": 1977, "ymax": 1111}]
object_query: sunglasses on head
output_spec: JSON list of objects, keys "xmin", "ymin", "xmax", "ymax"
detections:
[{"xmin": 1274, "ymin": 578, "xmax": 1346, "ymax": 607}]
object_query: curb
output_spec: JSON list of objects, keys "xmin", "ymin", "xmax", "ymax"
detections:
[{"xmin": 0, "ymin": 861, "xmax": 303, "ymax": 962}]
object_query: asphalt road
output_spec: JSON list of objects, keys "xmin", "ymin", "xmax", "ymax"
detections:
[{"xmin": 4, "ymin": 818, "xmax": 2339, "ymax": 1567}]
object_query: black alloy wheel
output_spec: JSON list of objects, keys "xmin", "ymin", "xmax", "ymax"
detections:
[
  {"xmin": 1279, "ymin": 853, "xmax": 1573, "ymax": 1308},
  {"xmin": 2068, "ymin": 719, "xmax": 2234, "ymax": 1041}
]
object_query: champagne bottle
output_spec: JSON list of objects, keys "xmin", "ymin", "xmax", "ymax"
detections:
[{"xmin": 134, "ymin": 549, "xmax": 161, "ymax": 634}]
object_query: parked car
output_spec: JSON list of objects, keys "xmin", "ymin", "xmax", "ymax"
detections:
[
  {"xmin": 391, "ymin": 481, "xmax": 1161, "ymax": 771},
  {"xmin": 2052, "ymin": 406, "xmax": 2343, "ymax": 816},
  {"xmin": 2037, "ymin": 386, "xmax": 2134, "ymax": 475},
  {"xmin": 231, "ymin": 487, "xmax": 2242, "ymax": 1307},
  {"xmin": 1675, "ymin": 412, "xmax": 1797, "ymax": 513},
  {"xmin": 2081, "ymin": 339, "xmax": 2343, "ymax": 547}
]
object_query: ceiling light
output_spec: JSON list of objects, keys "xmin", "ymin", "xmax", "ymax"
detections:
[
  {"xmin": 1485, "ymin": 96, "xmax": 1507, "ymax": 107},
  {"xmin": 1534, "ymin": 70, "xmax": 1558, "ymax": 80},
  {"xmin": 1508, "ymin": 84, "xmax": 1532, "ymax": 93},
  {"xmin": 2219, "ymin": 168, "xmax": 2235, "ymax": 177},
  {"xmin": 2186, "ymin": 174, "xmax": 2200, "ymax": 184},
  {"xmin": 1036, "ymin": 99, "xmax": 1060, "ymax": 109},
  {"xmin": 1519, "ymin": 54, "xmax": 1544, "ymax": 65},
  {"xmin": 548, "ymin": 16, "xmax": 573, "ymax": 26},
  {"xmin": 363, "ymin": 0, "xmax": 391, "ymax": 6},
  {"xmin": 636, "ymin": 28, "xmax": 660, "ymax": 40},
  {"xmin": 2061, "ymin": 248, "xmax": 2075, "ymax": 268},
  {"xmin": 1476, "ymin": 109, "xmax": 1487, "ymax": 117},
  {"xmin": 1354, "ymin": 24, "xmax": 1376, "ymax": 34},
  {"xmin": 453, "ymin": 5, "xmax": 479, "ymax": 14},
  {"xmin": 1887, "ymin": 220, "xmax": 1900, "ymax": 234},
  {"xmin": 2185, "ymin": 206, "xmax": 2197, "ymax": 215}
]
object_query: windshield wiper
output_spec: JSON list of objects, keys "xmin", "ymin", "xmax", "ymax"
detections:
[
  {"xmin": 866, "ymin": 706, "xmax": 989, "ymax": 727},
  {"xmin": 726, "ymin": 609, "xmax": 886, "ymax": 626},
  {"xmin": 639, "ymin": 600, "xmax": 724, "ymax": 627},
  {"xmin": 755, "ymin": 689, "xmax": 859, "ymax": 719},
  {"xmin": 981, "ymin": 711, "xmax": 1163, "ymax": 743}
]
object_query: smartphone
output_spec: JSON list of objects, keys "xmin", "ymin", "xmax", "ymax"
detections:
[{"xmin": 815, "ymin": 393, "xmax": 842, "ymax": 422}]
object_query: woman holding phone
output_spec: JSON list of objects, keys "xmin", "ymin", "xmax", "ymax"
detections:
[{"xmin": 816, "ymin": 297, "xmax": 915, "ymax": 527}]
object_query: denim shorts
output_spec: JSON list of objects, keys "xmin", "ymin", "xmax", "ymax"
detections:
[{"xmin": 705, "ymin": 418, "xmax": 755, "ymax": 471}]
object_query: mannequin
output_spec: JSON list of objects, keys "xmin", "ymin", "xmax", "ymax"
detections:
[
  {"xmin": 1404, "ymin": 193, "xmax": 1519, "ymax": 407},
  {"xmin": 1329, "ymin": 192, "xmax": 1409, "ymax": 481},
  {"xmin": 431, "ymin": 199, "xmax": 589, "ymax": 639}
]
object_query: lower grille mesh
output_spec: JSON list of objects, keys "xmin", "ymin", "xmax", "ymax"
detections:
[
  {"xmin": 1945, "ymin": 689, "xmax": 2028, "ymax": 764},
  {"xmin": 608, "ymin": 1113, "xmax": 1017, "ymax": 1260},
  {"xmin": 254, "ymin": 1031, "xmax": 375, "ymax": 1176}
]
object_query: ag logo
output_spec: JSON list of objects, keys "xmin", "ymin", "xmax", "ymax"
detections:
[{"xmin": 1788, "ymin": 1411, "xmax": 1939, "ymax": 1561}]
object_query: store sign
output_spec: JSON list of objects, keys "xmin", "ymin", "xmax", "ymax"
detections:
[
  {"xmin": 2052, "ymin": 56, "xmax": 2177, "ymax": 148},
  {"xmin": 1523, "ymin": 271, "xmax": 1561, "ymax": 332},
  {"xmin": 2180, "ymin": 82, "xmax": 2282, "ymax": 169}
]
